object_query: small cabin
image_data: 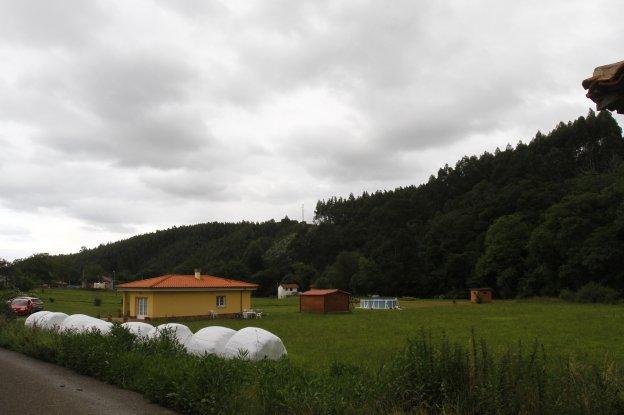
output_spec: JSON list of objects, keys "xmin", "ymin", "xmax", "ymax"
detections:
[
  {"xmin": 278, "ymin": 283, "xmax": 299, "ymax": 299},
  {"xmin": 300, "ymin": 289, "xmax": 350, "ymax": 313},
  {"xmin": 470, "ymin": 287, "xmax": 493, "ymax": 303}
]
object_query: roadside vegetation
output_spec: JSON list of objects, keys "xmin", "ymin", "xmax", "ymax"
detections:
[{"xmin": 0, "ymin": 316, "xmax": 621, "ymax": 415}]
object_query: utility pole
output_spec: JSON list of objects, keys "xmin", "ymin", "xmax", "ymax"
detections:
[{"xmin": 301, "ymin": 204, "xmax": 305, "ymax": 223}]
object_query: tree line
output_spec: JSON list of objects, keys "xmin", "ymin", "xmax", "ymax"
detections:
[{"xmin": 3, "ymin": 110, "xmax": 624, "ymax": 298}]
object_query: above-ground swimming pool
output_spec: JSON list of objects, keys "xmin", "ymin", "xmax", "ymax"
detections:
[{"xmin": 359, "ymin": 298, "xmax": 399, "ymax": 309}]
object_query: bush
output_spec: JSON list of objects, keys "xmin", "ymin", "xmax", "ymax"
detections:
[
  {"xmin": 93, "ymin": 297, "xmax": 102, "ymax": 307},
  {"xmin": 48, "ymin": 297, "xmax": 55, "ymax": 303},
  {"xmin": 442, "ymin": 289, "xmax": 468, "ymax": 300},
  {"xmin": 0, "ymin": 291, "xmax": 19, "ymax": 320},
  {"xmin": 576, "ymin": 282, "xmax": 620, "ymax": 304},
  {"xmin": 559, "ymin": 288, "xmax": 576, "ymax": 302}
]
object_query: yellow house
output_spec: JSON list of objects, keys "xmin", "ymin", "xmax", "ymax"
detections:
[{"xmin": 117, "ymin": 271, "xmax": 258, "ymax": 319}]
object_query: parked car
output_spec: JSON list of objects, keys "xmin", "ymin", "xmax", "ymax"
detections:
[{"xmin": 8, "ymin": 297, "xmax": 44, "ymax": 316}]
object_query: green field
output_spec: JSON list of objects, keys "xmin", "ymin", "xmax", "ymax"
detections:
[
  {"xmin": 16, "ymin": 288, "xmax": 624, "ymax": 369},
  {"xmin": 31, "ymin": 287, "xmax": 123, "ymax": 317}
]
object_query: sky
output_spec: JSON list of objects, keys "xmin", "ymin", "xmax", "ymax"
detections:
[{"xmin": 1, "ymin": 0, "xmax": 623, "ymax": 261}]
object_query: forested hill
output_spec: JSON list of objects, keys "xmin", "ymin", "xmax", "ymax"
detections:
[{"xmin": 7, "ymin": 110, "xmax": 624, "ymax": 298}]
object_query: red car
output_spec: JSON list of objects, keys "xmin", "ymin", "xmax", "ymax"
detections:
[{"xmin": 8, "ymin": 297, "xmax": 44, "ymax": 316}]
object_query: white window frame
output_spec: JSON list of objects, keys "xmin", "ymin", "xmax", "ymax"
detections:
[
  {"xmin": 216, "ymin": 295, "xmax": 226, "ymax": 308},
  {"xmin": 136, "ymin": 297, "xmax": 148, "ymax": 319}
]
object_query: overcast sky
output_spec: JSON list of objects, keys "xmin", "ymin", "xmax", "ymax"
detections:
[{"xmin": 1, "ymin": 0, "xmax": 623, "ymax": 261}]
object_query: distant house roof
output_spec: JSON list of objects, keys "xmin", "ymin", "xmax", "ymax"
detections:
[
  {"xmin": 117, "ymin": 274, "xmax": 258, "ymax": 290},
  {"xmin": 279, "ymin": 283, "xmax": 299, "ymax": 289},
  {"xmin": 300, "ymin": 289, "xmax": 350, "ymax": 296}
]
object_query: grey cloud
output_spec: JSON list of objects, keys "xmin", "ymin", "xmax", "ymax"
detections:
[
  {"xmin": 0, "ymin": 224, "xmax": 30, "ymax": 239},
  {"xmin": 42, "ymin": 108, "xmax": 213, "ymax": 169},
  {"xmin": 281, "ymin": 126, "xmax": 411, "ymax": 182},
  {"xmin": 0, "ymin": 0, "xmax": 109, "ymax": 49},
  {"xmin": 4, "ymin": 46, "xmax": 212, "ymax": 169},
  {"xmin": 141, "ymin": 170, "xmax": 239, "ymax": 202},
  {"xmin": 71, "ymin": 50, "xmax": 197, "ymax": 121}
]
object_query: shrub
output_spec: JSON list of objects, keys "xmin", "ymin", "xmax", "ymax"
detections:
[
  {"xmin": 559, "ymin": 288, "xmax": 576, "ymax": 302},
  {"xmin": 0, "ymin": 301, "xmax": 15, "ymax": 320},
  {"xmin": 576, "ymin": 282, "xmax": 620, "ymax": 304},
  {"xmin": 443, "ymin": 289, "xmax": 468, "ymax": 300},
  {"xmin": 0, "ymin": 291, "xmax": 18, "ymax": 320},
  {"xmin": 93, "ymin": 297, "xmax": 102, "ymax": 307},
  {"xmin": 48, "ymin": 297, "xmax": 55, "ymax": 303}
]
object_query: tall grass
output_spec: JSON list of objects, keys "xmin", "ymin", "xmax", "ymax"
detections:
[{"xmin": 0, "ymin": 317, "xmax": 622, "ymax": 414}]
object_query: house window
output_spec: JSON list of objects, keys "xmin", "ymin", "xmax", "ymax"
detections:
[
  {"xmin": 136, "ymin": 297, "xmax": 148, "ymax": 319},
  {"xmin": 216, "ymin": 295, "xmax": 226, "ymax": 308}
]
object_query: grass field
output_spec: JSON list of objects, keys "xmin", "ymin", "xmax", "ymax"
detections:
[
  {"xmin": 13, "ymin": 288, "xmax": 624, "ymax": 369},
  {"xmin": 26, "ymin": 287, "xmax": 123, "ymax": 317}
]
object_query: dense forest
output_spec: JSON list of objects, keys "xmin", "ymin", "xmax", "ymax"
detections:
[{"xmin": 3, "ymin": 110, "xmax": 624, "ymax": 298}]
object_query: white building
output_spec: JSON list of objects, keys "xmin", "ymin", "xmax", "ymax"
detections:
[{"xmin": 277, "ymin": 283, "xmax": 299, "ymax": 299}]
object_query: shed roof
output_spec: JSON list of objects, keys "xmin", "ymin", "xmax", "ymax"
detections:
[
  {"xmin": 301, "ymin": 289, "xmax": 350, "ymax": 296},
  {"xmin": 117, "ymin": 274, "xmax": 258, "ymax": 290}
]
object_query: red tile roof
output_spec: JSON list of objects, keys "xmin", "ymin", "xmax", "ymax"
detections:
[
  {"xmin": 117, "ymin": 274, "xmax": 258, "ymax": 290},
  {"xmin": 300, "ymin": 289, "xmax": 350, "ymax": 296}
]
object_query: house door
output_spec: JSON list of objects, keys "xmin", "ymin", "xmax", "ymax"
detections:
[{"xmin": 136, "ymin": 297, "xmax": 148, "ymax": 319}]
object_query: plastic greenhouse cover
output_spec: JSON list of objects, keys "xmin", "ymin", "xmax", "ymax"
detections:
[
  {"xmin": 148, "ymin": 323, "xmax": 193, "ymax": 345},
  {"xmin": 121, "ymin": 321, "xmax": 154, "ymax": 338},
  {"xmin": 59, "ymin": 314, "xmax": 113, "ymax": 334},
  {"xmin": 223, "ymin": 327, "xmax": 287, "ymax": 361},
  {"xmin": 25, "ymin": 311, "xmax": 52, "ymax": 328},
  {"xmin": 39, "ymin": 312, "xmax": 69, "ymax": 331},
  {"xmin": 185, "ymin": 326, "xmax": 236, "ymax": 356}
]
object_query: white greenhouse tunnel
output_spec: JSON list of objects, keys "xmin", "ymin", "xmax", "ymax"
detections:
[
  {"xmin": 185, "ymin": 326, "xmax": 236, "ymax": 356},
  {"xmin": 223, "ymin": 327, "xmax": 287, "ymax": 361},
  {"xmin": 121, "ymin": 321, "xmax": 154, "ymax": 338},
  {"xmin": 39, "ymin": 312, "xmax": 68, "ymax": 331},
  {"xmin": 25, "ymin": 313, "xmax": 287, "ymax": 360},
  {"xmin": 24, "ymin": 310, "xmax": 51, "ymax": 327},
  {"xmin": 147, "ymin": 323, "xmax": 193, "ymax": 345},
  {"xmin": 59, "ymin": 314, "xmax": 113, "ymax": 335}
]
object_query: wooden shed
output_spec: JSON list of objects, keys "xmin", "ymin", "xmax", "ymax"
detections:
[
  {"xmin": 470, "ymin": 287, "xmax": 493, "ymax": 303},
  {"xmin": 299, "ymin": 289, "xmax": 351, "ymax": 313}
]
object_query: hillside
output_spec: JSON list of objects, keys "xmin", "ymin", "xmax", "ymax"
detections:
[{"xmin": 6, "ymin": 110, "xmax": 624, "ymax": 298}]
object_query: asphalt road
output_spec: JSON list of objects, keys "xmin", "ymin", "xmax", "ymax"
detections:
[{"xmin": 0, "ymin": 348, "xmax": 178, "ymax": 415}]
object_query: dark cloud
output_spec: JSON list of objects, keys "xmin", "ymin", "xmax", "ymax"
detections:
[{"xmin": 141, "ymin": 170, "xmax": 238, "ymax": 202}]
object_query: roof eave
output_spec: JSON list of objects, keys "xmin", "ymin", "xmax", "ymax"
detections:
[{"xmin": 117, "ymin": 286, "xmax": 258, "ymax": 292}]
